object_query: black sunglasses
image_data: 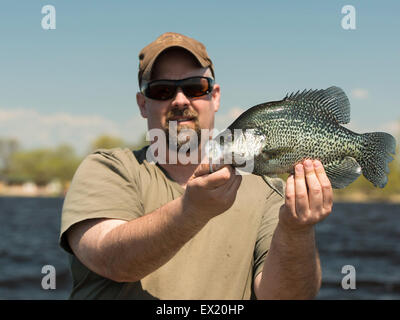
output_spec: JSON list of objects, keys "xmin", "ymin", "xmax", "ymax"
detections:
[{"xmin": 140, "ymin": 76, "xmax": 215, "ymax": 101}]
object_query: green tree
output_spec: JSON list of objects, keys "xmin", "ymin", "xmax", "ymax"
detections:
[
  {"xmin": 90, "ymin": 135, "xmax": 126, "ymax": 151},
  {"xmin": 90, "ymin": 133, "xmax": 149, "ymax": 153},
  {"xmin": 7, "ymin": 144, "xmax": 81, "ymax": 186},
  {"xmin": 46, "ymin": 144, "xmax": 82, "ymax": 184},
  {"xmin": 0, "ymin": 138, "xmax": 19, "ymax": 178},
  {"xmin": 127, "ymin": 133, "xmax": 149, "ymax": 150}
]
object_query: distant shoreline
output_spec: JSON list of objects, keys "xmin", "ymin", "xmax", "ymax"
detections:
[
  {"xmin": 1, "ymin": 192, "xmax": 400, "ymax": 204},
  {"xmin": 333, "ymin": 193, "xmax": 400, "ymax": 204},
  {"xmin": 0, "ymin": 193, "xmax": 65, "ymax": 199},
  {"xmin": 0, "ymin": 182, "xmax": 65, "ymax": 198}
]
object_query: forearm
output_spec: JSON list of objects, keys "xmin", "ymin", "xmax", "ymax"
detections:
[
  {"xmin": 69, "ymin": 164, "xmax": 241, "ymax": 283},
  {"xmin": 99, "ymin": 196, "xmax": 208, "ymax": 282},
  {"xmin": 257, "ymin": 222, "xmax": 322, "ymax": 299}
]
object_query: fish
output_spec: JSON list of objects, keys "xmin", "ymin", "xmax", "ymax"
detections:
[{"xmin": 209, "ymin": 86, "xmax": 397, "ymax": 191}]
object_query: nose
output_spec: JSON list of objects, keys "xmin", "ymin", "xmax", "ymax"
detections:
[{"xmin": 171, "ymin": 88, "xmax": 190, "ymax": 110}]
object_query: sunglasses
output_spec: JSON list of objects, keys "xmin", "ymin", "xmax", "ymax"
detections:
[{"xmin": 140, "ymin": 76, "xmax": 215, "ymax": 101}]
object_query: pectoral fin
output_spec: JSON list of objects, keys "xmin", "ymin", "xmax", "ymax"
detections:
[
  {"xmin": 324, "ymin": 157, "xmax": 362, "ymax": 189},
  {"xmin": 262, "ymin": 175, "xmax": 285, "ymax": 198},
  {"xmin": 261, "ymin": 146, "xmax": 292, "ymax": 160}
]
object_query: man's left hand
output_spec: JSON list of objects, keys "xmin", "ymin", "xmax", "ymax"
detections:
[{"xmin": 279, "ymin": 159, "xmax": 333, "ymax": 233}]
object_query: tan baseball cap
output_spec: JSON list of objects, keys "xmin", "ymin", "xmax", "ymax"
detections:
[{"xmin": 138, "ymin": 32, "xmax": 214, "ymax": 86}]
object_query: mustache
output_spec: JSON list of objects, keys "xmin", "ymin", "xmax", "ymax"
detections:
[{"xmin": 166, "ymin": 108, "xmax": 199, "ymax": 121}]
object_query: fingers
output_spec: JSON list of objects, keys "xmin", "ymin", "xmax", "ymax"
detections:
[
  {"xmin": 208, "ymin": 166, "xmax": 235, "ymax": 189},
  {"xmin": 281, "ymin": 159, "xmax": 333, "ymax": 231},
  {"xmin": 294, "ymin": 163, "xmax": 310, "ymax": 216},
  {"xmin": 221, "ymin": 170, "xmax": 242, "ymax": 194},
  {"xmin": 193, "ymin": 164, "xmax": 236, "ymax": 190},
  {"xmin": 193, "ymin": 162, "xmax": 224, "ymax": 178},
  {"xmin": 313, "ymin": 160, "xmax": 333, "ymax": 212},
  {"xmin": 294, "ymin": 159, "xmax": 333, "ymax": 220},
  {"xmin": 303, "ymin": 159, "xmax": 323, "ymax": 213}
]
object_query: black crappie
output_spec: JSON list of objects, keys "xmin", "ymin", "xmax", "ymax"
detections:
[{"xmin": 211, "ymin": 86, "xmax": 397, "ymax": 189}]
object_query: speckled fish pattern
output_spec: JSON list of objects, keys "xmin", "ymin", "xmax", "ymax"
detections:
[{"xmin": 218, "ymin": 86, "xmax": 396, "ymax": 189}]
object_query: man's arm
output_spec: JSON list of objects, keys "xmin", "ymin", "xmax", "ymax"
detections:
[
  {"xmin": 67, "ymin": 164, "xmax": 242, "ymax": 283},
  {"xmin": 254, "ymin": 159, "xmax": 333, "ymax": 299}
]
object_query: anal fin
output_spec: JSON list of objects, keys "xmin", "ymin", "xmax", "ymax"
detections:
[{"xmin": 324, "ymin": 157, "xmax": 362, "ymax": 189}]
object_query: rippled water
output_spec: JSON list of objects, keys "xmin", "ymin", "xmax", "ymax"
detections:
[
  {"xmin": 0, "ymin": 197, "xmax": 399, "ymax": 299},
  {"xmin": 315, "ymin": 202, "xmax": 400, "ymax": 299}
]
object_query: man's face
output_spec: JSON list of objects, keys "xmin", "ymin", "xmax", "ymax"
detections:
[{"xmin": 137, "ymin": 49, "xmax": 220, "ymax": 150}]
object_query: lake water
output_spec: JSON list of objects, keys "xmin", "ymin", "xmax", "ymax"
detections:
[{"xmin": 1, "ymin": 197, "xmax": 399, "ymax": 300}]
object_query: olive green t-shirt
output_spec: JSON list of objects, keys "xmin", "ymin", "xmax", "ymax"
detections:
[{"xmin": 59, "ymin": 147, "xmax": 284, "ymax": 299}]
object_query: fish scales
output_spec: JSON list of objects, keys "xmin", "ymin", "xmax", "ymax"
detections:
[{"xmin": 213, "ymin": 86, "xmax": 396, "ymax": 189}]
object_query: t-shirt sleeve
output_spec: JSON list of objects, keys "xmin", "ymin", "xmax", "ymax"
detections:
[
  {"xmin": 253, "ymin": 188, "xmax": 284, "ymax": 280},
  {"xmin": 59, "ymin": 148, "xmax": 144, "ymax": 254}
]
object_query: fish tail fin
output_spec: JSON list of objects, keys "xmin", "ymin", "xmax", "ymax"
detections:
[{"xmin": 360, "ymin": 132, "xmax": 396, "ymax": 188}]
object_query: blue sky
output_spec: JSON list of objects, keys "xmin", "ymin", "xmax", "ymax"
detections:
[{"xmin": 0, "ymin": 0, "xmax": 399, "ymax": 154}]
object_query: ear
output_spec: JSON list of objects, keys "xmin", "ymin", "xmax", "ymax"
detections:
[
  {"xmin": 136, "ymin": 92, "xmax": 147, "ymax": 118},
  {"xmin": 211, "ymin": 84, "xmax": 221, "ymax": 113}
]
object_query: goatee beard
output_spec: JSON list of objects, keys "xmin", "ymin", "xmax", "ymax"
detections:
[{"xmin": 164, "ymin": 108, "xmax": 201, "ymax": 150}]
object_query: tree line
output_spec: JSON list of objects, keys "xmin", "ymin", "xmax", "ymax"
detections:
[{"xmin": 0, "ymin": 134, "xmax": 148, "ymax": 187}]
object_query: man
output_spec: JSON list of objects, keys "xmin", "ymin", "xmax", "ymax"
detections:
[{"xmin": 59, "ymin": 32, "xmax": 333, "ymax": 299}]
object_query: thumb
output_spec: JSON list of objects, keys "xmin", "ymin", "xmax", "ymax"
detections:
[{"xmin": 193, "ymin": 162, "xmax": 225, "ymax": 178}]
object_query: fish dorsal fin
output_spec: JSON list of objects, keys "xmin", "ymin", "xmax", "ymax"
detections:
[{"xmin": 283, "ymin": 86, "xmax": 351, "ymax": 124}]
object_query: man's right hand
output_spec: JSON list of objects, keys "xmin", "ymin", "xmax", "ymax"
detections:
[{"xmin": 182, "ymin": 164, "xmax": 242, "ymax": 222}]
